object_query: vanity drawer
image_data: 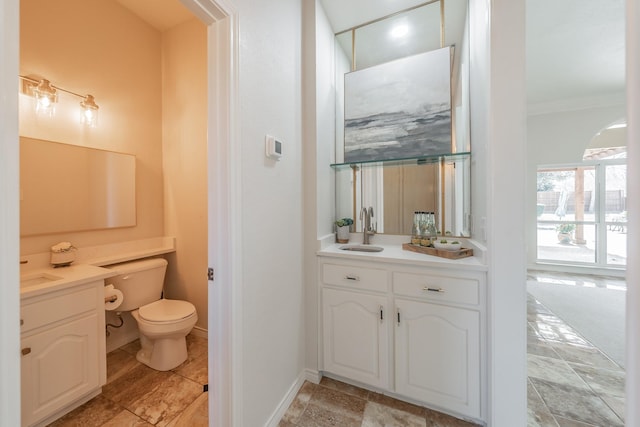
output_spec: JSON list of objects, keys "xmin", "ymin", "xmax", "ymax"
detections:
[
  {"xmin": 393, "ymin": 272, "xmax": 479, "ymax": 306},
  {"xmin": 21, "ymin": 286, "xmax": 99, "ymax": 333},
  {"xmin": 322, "ymin": 263, "xmax": 387, "ymax": 293}
]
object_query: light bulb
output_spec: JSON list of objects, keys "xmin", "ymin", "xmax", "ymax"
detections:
[
  {"xmin": 34, "ymin": 79, "xmax": 57, "ymax": 116},
  {"xmin": 391, "ymin": 24, "xmax": 409, "ymax": 39},
  {"xmin": 80, "ymin": 94, "xmax": 99, "ymax": 127}
]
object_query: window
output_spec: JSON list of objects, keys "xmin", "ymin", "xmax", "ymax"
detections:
[{"xmin": 536, "ymin": 159, "xmax": 626, "ymax": 268}]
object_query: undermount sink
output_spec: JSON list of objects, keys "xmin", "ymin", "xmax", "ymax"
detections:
[
  {"xmin": 339, "ymin": 245, "xmax": 384, "ymax": 253},
  {"xmin": 21, "ymin": 272, "xmax": 63, "ymax": 288}
]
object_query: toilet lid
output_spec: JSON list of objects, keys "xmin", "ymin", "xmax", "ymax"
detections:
[{"xmin": 139, "ymin": 299, "xmax": 195, "ymax": 322}]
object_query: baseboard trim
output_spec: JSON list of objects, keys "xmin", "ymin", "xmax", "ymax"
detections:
[
  {"xmin": 190, "ymin": 326, "xmax": 208, "ymax": 339},
  {"xmin": 304, "ymin": 368, "xmax": 321, "ymax": 384},
  {"xmin": 264, "ymin": 371, "xmax": 306, "ymax": 427}
]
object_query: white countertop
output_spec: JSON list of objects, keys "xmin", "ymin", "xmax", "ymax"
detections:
[
  {"xmin": 19, "ymin": 236, "xmax": 176, "ymax": 299},
  {"xmin": 20, "ymin": 263, "xmax": 117, "ymax": 299},
  {"xmin": 317, "ymin": 234, "xmax": 487, "ymax": 272}
]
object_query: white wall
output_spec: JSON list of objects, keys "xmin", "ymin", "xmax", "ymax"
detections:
[
  {"xmin": 161, "ymin": 19, "xmax": 209, "ymax": 330},
  {"xmin": 315, "ymin": 3, "xmax": 337, "ymax": 239},
  {"xmin": 302, "ymin": 0, "xmax": 336, "ymax": 377},
  {"xmin": 232, "ymin": 0, "xmax": 305, "ymax": 424},
  {"xmin": 528, "ymin": 105, "xmax": 626, "ymax": 166}
]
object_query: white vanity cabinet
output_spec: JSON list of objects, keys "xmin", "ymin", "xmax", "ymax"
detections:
[
  {"xmin": 393, "ymin": 270, "xmax": 482, "ymax": 418},
  {"xmin": 321, "ymin": 263, "xmax": 389, "ymax": 389},
  {"xmin": 319, "ymin": 253, "xmax": 486, "ymax": 422},
  {"xmin": 20, "ymin": 280, "xmax": 107, "ymax": 427}
]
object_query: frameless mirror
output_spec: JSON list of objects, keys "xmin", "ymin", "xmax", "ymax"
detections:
[
  {"xmin": 335, "ymin": 154, "xmax": 470, "ymax": 236},
  {"xmin": 20, "ymin": 137, "xmax": 136, "ymax": 236},
  {"xmin": 333, "ymin": 0, "xmax": 470, "ymax": 236}
]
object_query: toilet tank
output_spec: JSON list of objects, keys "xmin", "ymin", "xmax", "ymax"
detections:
[{"xmin": 106, "ymin": 258, "xmax": 168, "ymax": 312}]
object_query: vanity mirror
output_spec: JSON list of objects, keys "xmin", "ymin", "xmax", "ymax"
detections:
[
  {"xmin": 333, "ymin": 0, "xmax": 471, "ymax": 236},
  {"xmin": 20, "ymin": 137, "xmax": 136, "ymax": 236}
]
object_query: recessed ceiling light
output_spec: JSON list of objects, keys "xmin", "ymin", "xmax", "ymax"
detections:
[{"xmin": 390, "ymin": 24, "xmax": 409, "ymax": 38}]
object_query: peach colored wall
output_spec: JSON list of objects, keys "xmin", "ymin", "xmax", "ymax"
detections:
[
  {"xmin": 19, "ymin": 0, "xmax": 164, "ymax": 254},
  {"xmin": 161, "ymin": 19, "xmax": 208, "ymax": 329}
]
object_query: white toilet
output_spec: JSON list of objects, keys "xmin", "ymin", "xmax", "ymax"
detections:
[{"xmin": 107, "ymin": 258, "xmax": 197, "ymax": 371}]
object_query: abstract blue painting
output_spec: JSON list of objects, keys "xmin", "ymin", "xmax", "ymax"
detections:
[{"xmin": 344, "ymin": 46, "xmax": 452, "ymax": 163}]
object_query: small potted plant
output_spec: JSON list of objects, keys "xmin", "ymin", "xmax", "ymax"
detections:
[
  {"xmin": 556, "ymin": 223, "xmax": 575, "ymax": 244},
  {"xmin": 335, "ymin": 218, "xmax": 353, "ymax": 243}
]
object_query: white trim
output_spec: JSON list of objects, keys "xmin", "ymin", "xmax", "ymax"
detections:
[
  {"xmin": 0, "ymin": 0, "xmax": 21, "ymax": 425},
  {"xmin": 528, "ymin": 263, "xmax": 625, "ymax": 278},
  {"xmin": 304, "ymin": 368, "xmax": 322, "ymax": 384},
  {"xmin": 264, "ymin": 372, "xmax": 307, "ymax": 427},
  {"xmin": 485, "ymin": 0, "xmax": 528, "ymax": 425},
  {"xmin": 189, "ymin": 326, "xmax": 208, "ymax": 339},
  {"xmin": 179, "ymin": 0, "xmax": 228, "ymax": 23},
  {"xmin": 626, "ymin": 0, "xmax": 640, "ymax": 423},
  {"xmin": 180, "ymin": 0, "xmax": 240, "ymax": 426}
]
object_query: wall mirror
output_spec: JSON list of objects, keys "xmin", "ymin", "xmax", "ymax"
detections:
[
  {"xmin": 333, "ymin": 0, "xmax": 471, "ymax": 236},
  {"xmin": 20, "ymin": 137, "xmax": 136, "ymax": 236}
]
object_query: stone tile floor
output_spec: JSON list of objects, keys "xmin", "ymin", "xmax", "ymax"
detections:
[
  {"xmin": 50, "ymin": 334, "xmax": 208, "ymax": 427},
  {"xmin": 278, "ymin": 377, "xmax": 480, "ymax": 427},
  {"xmin": 527, "ymin": 292, "xmax": 625, "ymax": 426}
]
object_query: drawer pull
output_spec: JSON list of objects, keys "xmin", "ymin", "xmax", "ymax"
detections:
[
  {"xmin": 345, "ymin": 275, "xmax": 360, "ymax": 281},
  {"xmin": 21, "ymin": 348, "xmax": 31, "ymax": 356},
  {"xmin": 20, "ymin": 319, "xmax": 24, "ymax": 326},
  {"xmin": 423, "ymin": 286, "xmax": 445, "ymax": 293}
]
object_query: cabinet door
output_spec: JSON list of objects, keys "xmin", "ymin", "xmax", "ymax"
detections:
[
  {"xmin": 21, "ymin": 314, "xmax": 100, "ymax": 427},
  {"xmin": 395, "ymin": 299, "xmax": 480, "ymax": 418},
  {"xmin": 322, "ymin": 288, "xmax": 388, "ymax": 388}
]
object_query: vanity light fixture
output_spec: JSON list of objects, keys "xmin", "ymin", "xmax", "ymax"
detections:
[
  {"xmin": 33, "ymin": 79, "xmax": 58, "ymax": 114},
  {"xmin": 19, "ymin": 75, "xmax": 99, "ymax": 126},
  {"xmin": 80, "ymin": 94, "xmax": 99, "ymax": 127}
]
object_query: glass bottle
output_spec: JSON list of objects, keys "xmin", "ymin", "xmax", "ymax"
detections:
[
  {"xmin": 426, "ymin": 212, "xmax": 438, "ymax": 245},
  {"xmin": 411, "ymin": 212, "xmax": 421, "ymax": 245},
  {"xmin": 420, "ymin": 212, "xmax": 430, "ymax": 247}
]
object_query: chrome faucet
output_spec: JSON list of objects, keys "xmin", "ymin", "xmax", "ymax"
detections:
[{"xmin": 360, "ymin": 206, "xmax": 376, "ymax": 244}]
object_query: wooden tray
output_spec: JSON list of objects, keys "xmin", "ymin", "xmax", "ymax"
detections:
[{"xmin": 402, "ymin": 243, "xmax": 474, "ymax": 259}]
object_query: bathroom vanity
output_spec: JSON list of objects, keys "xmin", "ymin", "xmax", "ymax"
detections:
[
  {"xmin": 318, "ymin": 240, "xmax": 486, "ymax": 422},
  {"xmin": 18, "ymin": 237, "xmax": 176, "ymax": 427},
  {"xmin": 20, "ymin": 264, "xmax": 114, "ymax": 427}
]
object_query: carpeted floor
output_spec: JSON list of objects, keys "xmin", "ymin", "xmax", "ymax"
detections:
[{"xmin": 527, "ymin": 271, "xmax": 626, "ymax": 368}]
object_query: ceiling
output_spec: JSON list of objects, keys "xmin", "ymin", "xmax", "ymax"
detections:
[
  {"xmin": 118, "ymin": 0, "xmax": 626, "ymax": 114},
  {"xmin": 115, "ymin": 0, "xmax": 193, "ymax": 32},
  {"xmin": 320, "ymin": 0, "xmax": 626, "ymax": 112}
]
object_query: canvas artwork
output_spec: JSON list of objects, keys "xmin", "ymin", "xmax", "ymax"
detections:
[{"xmin": 344, "ymin": 46, "xmax": 452, "ymax": 163}]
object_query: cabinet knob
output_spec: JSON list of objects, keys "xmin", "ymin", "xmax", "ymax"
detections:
[
  {"xmin": 20, "ymin": 319, "xmax": 24, "ymax": 326},
  {"xmin": 21, "ymin": 348, "xmax": 31, "ymax": 356}
]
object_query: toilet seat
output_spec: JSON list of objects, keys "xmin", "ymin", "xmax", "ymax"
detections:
[{"xmin": 138, "ymin": 299, "xmax": 196, "ymax": 324}]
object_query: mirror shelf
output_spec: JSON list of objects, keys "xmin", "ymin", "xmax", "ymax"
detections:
[{"xmin": 330, "ymin": 151, "xmax": 470, "ymax": 168}]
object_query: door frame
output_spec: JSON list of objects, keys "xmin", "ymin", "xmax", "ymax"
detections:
[
  {"xmin": 179, "ymin": 0, "xmax": 242, "ymax": 425},
  {"xmin": 0, "ymin": 0, "xmax": 21, "ymax": 425}
]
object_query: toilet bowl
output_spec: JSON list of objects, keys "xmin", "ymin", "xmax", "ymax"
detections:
[
  {"xmin": 131, "ymin": 299, "xmax": 197, "ymax": 371},
  {"xmin": 106, "ymin": 258, "xmax": 198, "ymax": 371}
]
